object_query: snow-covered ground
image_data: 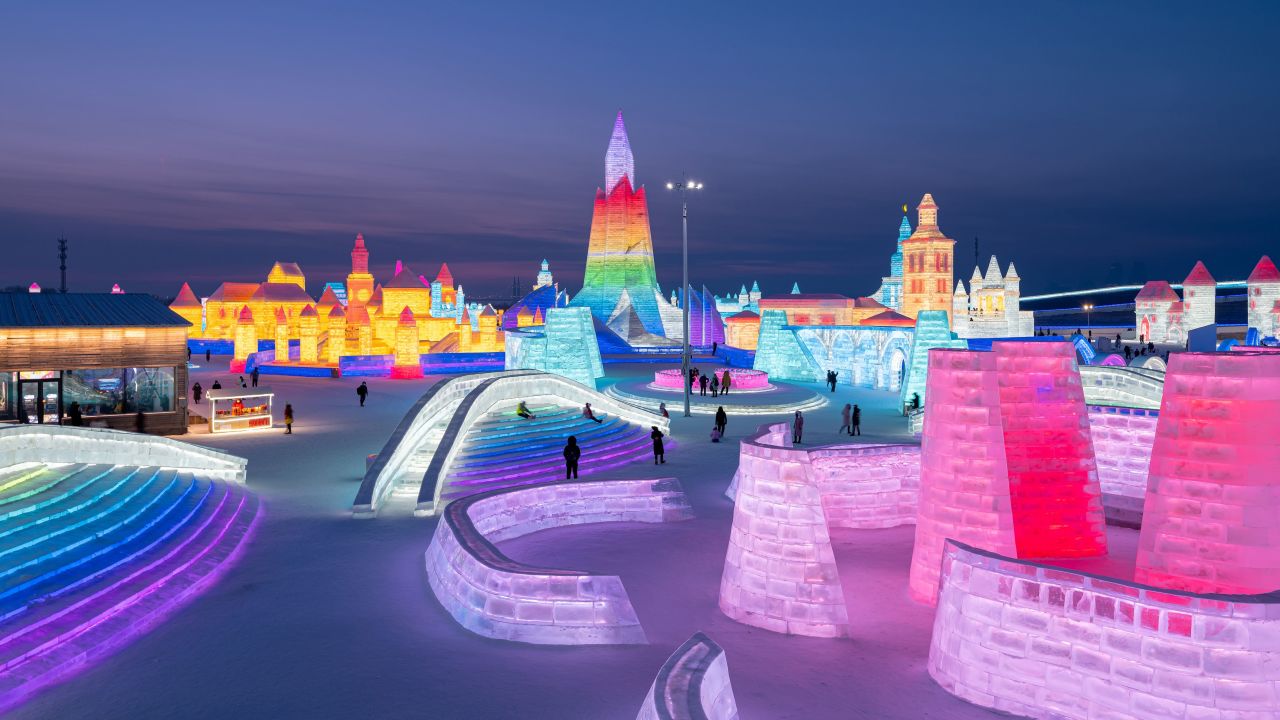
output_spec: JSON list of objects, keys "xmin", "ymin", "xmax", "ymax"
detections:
[{"xmin": 8, "ymin": 359, "xmax": 1138, "ymax": 719}]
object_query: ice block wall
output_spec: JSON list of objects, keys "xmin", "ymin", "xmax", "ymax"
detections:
[
  {"xmin": 909, "ymin": 342, "xmax": 1106, "ymax": 605},
  {"xmin": 1136, "ymin": 351, "xmax": 1280, "ymax": 594},
  {"xmin": 636, "ymin": 633, "xmax": 740, "ymax": 720},
  {"xmin": 423, "ymin": 477, "xmax": 692, "ymax": 645},
  {"xmin": 929, "ymin": 541, "xmax": 1280, "ymax": 720},
  {"xmin": 1087, "ymin": 405, "xmax": 1158, "ymax": 525}
]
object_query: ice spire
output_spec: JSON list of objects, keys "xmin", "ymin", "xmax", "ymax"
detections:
[{"xmin": 604, "ymin": 110, "xmax": 635, "ymax": 193}]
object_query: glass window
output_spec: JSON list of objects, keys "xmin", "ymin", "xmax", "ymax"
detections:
[
  {"xmin": 0, "ymin": 372, "xmax": 13, "ymax": 420},
  {"xmin": 64, "ymin": 368, "xmax": 127, "ymax": 416},
  {"xmin": 126, "ymin": 367, "xmax": 175, "ymax": 412}
]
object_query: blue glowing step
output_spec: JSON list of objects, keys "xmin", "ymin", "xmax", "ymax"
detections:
[
  {"xmin": 0, "ymin": 466, "xmax": 152, "ymax": 540},
  {"xmin": 0, "ymin": 471, "xmax": 205, "ymax": 616},
  {"xmin": 468, "ymin": 407, "xmax": 576, "ymax": 432},
  {"xmin": 464, "ymin": 412, "xmax": 597, "ymax": 444},
  {"xmin": 453, "ymin": 419, "xmax": 637, "ymax": 467},
  {"xmin": 0, "ymin": 464, "xmax": 98, "ymax": 509},
  {"xmin": 444, "ymin": 434, "xmax": 655, "ymax": 491},
  {"xmin": 0, "ymin": 480, "xmax": 257, "ymax": 692}
]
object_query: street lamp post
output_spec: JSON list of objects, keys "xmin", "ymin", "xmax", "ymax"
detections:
[{"xmin": 666, "ymin": 177, "xmax": 703, "ymax": 417}]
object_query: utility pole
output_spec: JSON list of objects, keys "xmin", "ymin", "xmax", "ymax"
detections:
[
  {"xmin": 58, "ymin": 237, "xmax": 68, "ymax": 293},
  {"xmin": 974, "ymin": 236, "xmax": 979, "ymax": 269},
  {"xmin": 665, "ymin": 177, "xmax": 703, "ymax": 417}
]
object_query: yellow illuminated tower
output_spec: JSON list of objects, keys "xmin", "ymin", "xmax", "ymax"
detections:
[
  {"xmin": 346, "ymin": 233, "xmax": 375, "ymax": 307},
  {"xmin": 900, "ymin": 193, "xmax": 955, "ymax": 323},
  {"xmin": 299, "ymin": 305, "xmax": 319, "ymax": 363}
]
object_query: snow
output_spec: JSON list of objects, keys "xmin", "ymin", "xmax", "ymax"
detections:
[{"xmin": 9, "ymin": 358, "xmax": 1140, "ymax": 719}]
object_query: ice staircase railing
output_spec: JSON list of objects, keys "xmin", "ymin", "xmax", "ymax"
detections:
[
  {"xmin": 1079, "ymin": 364, "xmax": 1166, "ymax": 409},
  {"xmin": 413, "ymin": 372, "xmax": 669, "ymax": 517},
  {"xmin": 0, "ymin": 426, "xmax": 246, "ymax": 483},
  {"xmin": 352, "ymin": 371, "xmax": 539, "ymax": 518}
]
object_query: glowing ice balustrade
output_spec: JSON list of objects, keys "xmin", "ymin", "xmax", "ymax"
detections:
[
  {"xmin": 636, "ymin": 632, "xmax": 740, "ymax": 720},
  {"xmin": 719, "ymin": 422, "xmax": 921, "ymax": 637},
  {"xmin": 909, "ymin": 341, "xmax": 1107, "ymax": 606},
  {"xmin": 353, "ymin": 370, "xmax": 668, "ymax": 518},
  {"xmin": 929, "ymin": 541, "xmax": 1280, "ymax": 720},
  {"xmin": 1078, "ymin": 364, "xmax": 1165, "ymax": 410},
  {"xmin": 1136, "ymin": 351, "xmax": 1280, "ymax": 595},
  {"xmin": 652, "ymin": 368, "xmax": 770, "ymax": 392},
  {"xmin": 1087, "ymin": 406, "xmax": 1158, "ymax": 526},
  {"xmin": 423, "ymin": 478, "xmax": 693, "ymax": 645},
  {"xmin": 0, "ymin": 426, "xmax": 247, "ymax": 483}
]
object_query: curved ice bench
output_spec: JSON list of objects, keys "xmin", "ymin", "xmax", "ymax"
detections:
[
  {"xmin": 720, "ymin": 422, "xmax": 919, "ymax": 638},
  {"xmin": 0, "ymin": 427, "xmax": 256, "ymax": 714},
  {"xmin": 929, "ymin": 541, "xmax": 1280, "ymax": 720},
  {"xmin": 424, "ymin": 478, "xmax": 693, "ymax": 645},
  {"xmin": 637, "ymin": 632, "xmax": 740, "ymax": 720}
]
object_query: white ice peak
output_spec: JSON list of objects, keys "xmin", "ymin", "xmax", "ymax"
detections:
[{"xmin": 604, "ymin": 110, "xmax": 635, "ymax": 192}]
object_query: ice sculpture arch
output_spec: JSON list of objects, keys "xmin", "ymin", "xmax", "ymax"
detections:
[
  {"xmin": 353, "ymin": 370, "xmax": 669, "ymax": 518},
  {"xmin": 423, "ymin": 477, "xmax": 693, "ymax": 645}
]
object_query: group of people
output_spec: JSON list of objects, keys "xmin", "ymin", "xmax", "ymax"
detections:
[
  {"xmin": 692, "ymin": 368, "xmax": 733, "ymax": 397},
  {"xmin": 839, "ymin": 403, "xmax": 861, "ymax": 436}
]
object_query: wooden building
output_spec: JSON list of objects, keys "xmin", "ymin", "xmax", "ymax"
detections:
[{"xmin": 0, "ymin": 292, "xmax": 190, "ymax": 435}]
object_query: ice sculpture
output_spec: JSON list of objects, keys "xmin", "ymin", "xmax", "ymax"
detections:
[
  {"xmin": 231, "ymin": 305, "xmax": 255, "ymax": 372},
  {"xmin": 908, "ymin": 341, "xmax": 1107, "ymax": 605},
  {"xmin": 929, "ymin": 541, "xmax": 1280, "ymax": 720},
  {"xmin": 504, "ymin": 307, "xmax": 604, "ymax": 387},
  {"xmin": 900, "ymin": 194, "xmax": 955, "ymax": 321},
  {"xmin": 720, "ymin": 422, "xmax": 921, "ymax": 637},
  {"xmin": 636, "ymin": 633, "xmax": 740, "ymax": 720},
  {"xmin": 1087, "ymin": 405, "xmax": 1157, "ymax": 526},
  {"xmin": 1135, "ymin": 351, "xmax": 1280, "ymax": 594},
  {"xmin": 751, "ymin": 310, "xmax": 823, "ymax": 382},
  {"xmin": 898, "ymin": 309, "xmax": 965, "ymax": 408},
  {"xmin": 391, "ymin": 307, "xmax": 423, "ymax": 378},
  {"xmin": 570, "ymin": 112, "xmax": 674, "ymax": 340},
  {"xmin": 423, "ymin": 477, "xmax": 692, "ymax": 644}
]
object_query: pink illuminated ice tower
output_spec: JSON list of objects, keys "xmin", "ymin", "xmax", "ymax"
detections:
[
  {"xmin": 908, "ymin": 341, "xmax": 1107, "ymax": 604},
  {"xmin": 1135, "ymin": 351, "xmax": 1280, "ymax": 594}
]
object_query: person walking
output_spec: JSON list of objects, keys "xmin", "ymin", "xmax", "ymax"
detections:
[
  {"xmin": 699, "ymin": 374, "xmax": 708, "ymax": 396},
  {"xmin": 712, "ymin": 341, "xmax": 718, "ymax": 355},
  {"xmin": 709, "ymin": 375, "xmax": 719, "ymax": 397},
  {"xmin": 284, "ymin": 403, "xmax": 293, "ymax": 434},
  {"xmin": 792, "ymin": 410, "xmax": 804, "ymax": 444},
  {"xmin": 582, "ymin": 402, "xmax": 603, "ymax": 424},
  {"xmin": 715, "ymin": 406, "xmax": 727, "ymax": 436},
  {"xmin": 192, "ymin": 382, "xmax": 203, "ymax": 404},
  {"xmin": 839, "ymin": 403, "xmax": 851, "ymax": 435},
  {"xmin": 829, "ymin": 370, "xmax": 839, "ymax": 393},
  {"xmin": 563, "ymin": 436, "xmax": 580, "ymax": 479},
  {"xmin": 205, "ymin": 349, "xmax": 211, "ymax": 362},
  {"xmin": 852, "ymin": 404, "xmax": 861, "ymax": 436},
  {"xmin": 357, "ymin": 381, "xmax": 369, "ymax": 407},
  {"xmin": 68, "ymin": 401, "xmax": 83, "ymax": 427},
  {"xmin": 650, "ymin": 426, "xmax": 666, "ymax": 464},
  {"xmin": 659, "ymin": 402, "xmax": 669, "ymax": 419},
  {"xmin": 721, "ymin": 370, "xmax": 731, "ymax": 395},
  {"xmin": 251, "ymin": 367, "xmax": 260, "ymax": 388}
]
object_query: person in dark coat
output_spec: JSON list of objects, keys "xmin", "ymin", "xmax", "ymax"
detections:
[
  {"xmin": 211, "ymin": 379, "xmax": 222, "ymax": 390},
  {"xmin": 851, "ymin": 404, "xmax": 861, "ymax": 436},
  {"xmin": 650, "ymin": 426, "xmax": 666, "ymax": 464},
  {"xmin": 68, "ymin": 401, "xmax": 83, "ymax": 426},
  {"xmin": 251, "ymin": 367, "xmax": 260, "ymax": 387},
  {"xmin": 563, "ymin": 436, "xmax": 581, "ymax": 479},
  {"xmin": 699, "ymin": 374, "xmax": 709, "ymax": 396},
  {"xmin": 792, "ymin": 410, "xmax": 804, "ymax": 444},
  {"xmin": 284, "ymin": 403, "xmax": 293, "ymax": 434},
  {"xmin": 715, "ymin": 406, "xmax": 727, "ymax": 436},
  {"xmin": 357, "ymin": 382, "xmax": 369, "ymax": 407},
  {"xmin": 205, "ymin": 349, "xmax": 211, "ymax": 362},
  {"xmin": 192, "ymin": 382, "xmax": 203, "ymax": 404},
  {"xmin": 135, "ymin": 410, "xmax": 146, "ymax": 434}
]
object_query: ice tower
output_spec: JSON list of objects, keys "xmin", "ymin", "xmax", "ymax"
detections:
[
  {"xmin": 900, "ymin": 194, "xmax": 955, "ymax": 322},
  {"xmin": 872, "ymin": 215, "xmax": 911, "ymax": 311},
  {"xmin": 570, "ymin": 112, "xmax": 674, "ymax": 343}
]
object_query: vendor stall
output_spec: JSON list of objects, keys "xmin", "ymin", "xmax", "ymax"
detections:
[{"xmin": 207, "ymin": 387, "xmax": 274, "ymax": 434}]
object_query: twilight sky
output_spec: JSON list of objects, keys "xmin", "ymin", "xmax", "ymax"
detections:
[{"xmin": 2, "ymin": 1, "xmax": 1278, "ymax": 300}]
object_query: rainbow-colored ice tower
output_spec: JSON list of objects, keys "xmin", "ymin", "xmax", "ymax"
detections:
[{"xmin": 570, "ymin": 111, "xmax": 668, "ymax": 336}]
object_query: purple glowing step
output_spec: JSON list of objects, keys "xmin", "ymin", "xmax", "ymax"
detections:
[
  {"xmin": 449, "ymin": 431, "xmax": 654, "ymax": 481},
  {"xmin": 454, "ymin": 418, "xmax": 636, "ymax": 465},
  {"xmin": 0, "ymin": 484, "xmax": 258, "ymax": 712},
  {"xmin": 441, "ymin": 439, "xmax": 663, "ymax": 498}
]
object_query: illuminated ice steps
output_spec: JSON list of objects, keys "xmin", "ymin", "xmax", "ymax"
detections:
[
  {"xmin": 439, "ymin": 404, "xmax": 661, "ymax": 501},
  {"xmin": 0, "ymin": 462, "xmax": 258, "ymax": 712}
]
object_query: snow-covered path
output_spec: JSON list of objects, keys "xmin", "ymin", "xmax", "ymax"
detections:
[{"xmin": 8, "ymin": 361, "xmax": 1018, "ymax": 719}]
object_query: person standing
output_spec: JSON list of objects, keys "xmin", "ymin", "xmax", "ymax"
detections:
[
  {"xmin": 135, "ymin": 410, "xmax": 146, "ymax": 434},
  {"xmin": 68, "ymin": 401, "xmax": 83, "ymax": 427},
  {"xmin": 563, "ymin": 436, "xmax": 580, "ymax": 479},
  {"xmin": 699, "ymin": 374, "xmax": 709, "ymax": 396},
  {"xmin": 711, "ymin": 341, "xmax": 718, "ymax": 355},
  {"xmin": 829, "ymin": 370, "xmax": 839, "ymax": 392},
  {"xmin": 251, "ymin": 367, "xmax": 260, "ymax": 388},
  {"xmin": 192, "ymin": 382, "xmax": 203, "ymax": 404},
  {"xmin": 721, "ymin": 370, "xmax": 731, "ymax": 395},
  {"xmin": 284, "ymin": 403, "xmax": 293, "ymax": 434},
  {"xmin": 792, "ymin": 410, "xmax": 804, "ymax": 444},
  {"xmin": 211, "ymin": 379, "xmax": 222, "ymax": 390},
  {"xmin": 839, "ymin": 403, "xmax": 851, "ymax": 435},
  {"xmin": 715, "ymin": 406, "xmax": 727, "ymax": 436},
  {"xmin": 852, "ymin": 404, "xmax": 861, "ymax": 436},
  {"xmin": 650, "ymin": 426, "xmax": 666, "ymax": 464},
  {"xmin": 357, "ymin": 381, "xmax": 369, "ymax": 407},
  {"xmin": 659, "ymin": 402, "xmax": 669, "ymax": 419},
  {"xmin": 205, "ymin": 349, "xmax": 211, "ymax": 362},
  {"xmin": 710, "ymin": 375, "xmax": 719, "ymax": 397}
]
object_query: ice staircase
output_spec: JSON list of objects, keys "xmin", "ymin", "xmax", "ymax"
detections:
[
  {"xmin": 439, "ymin": 403, "xmax": 658, "ymax": 502},
  {"xmin": 0, "ymin": 462, "xmax": 259, "ymax": 713}
]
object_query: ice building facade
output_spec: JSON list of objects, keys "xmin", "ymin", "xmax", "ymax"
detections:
[
  {"xmin": 870, "ymin": 215, "xmax": 910, "ymax": 311},
  {"xmin": 1246, "ymin": 255, "xmax": 1280, "ymax": 338},
  {"xmin": 951, "ymin": 256, "xmax": 1033, "ymax": 338},
  {"xmin": 569, "ymin": 112, "xmax": 681, "ymax": 345},
  {"xmin": 504, "ymin": 307, "xmax": 604, "ymax": 387},
  {"xmin": 900, "ymin": 194, "xmax": 955, "ymax": 323},
  {"xmin": 1134, "ymin": 260, "xmax": 1217, "ymax": 345},
  {"xmin": 714, "ymin": 281, "xmax": 762, "ymax": 315}
]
